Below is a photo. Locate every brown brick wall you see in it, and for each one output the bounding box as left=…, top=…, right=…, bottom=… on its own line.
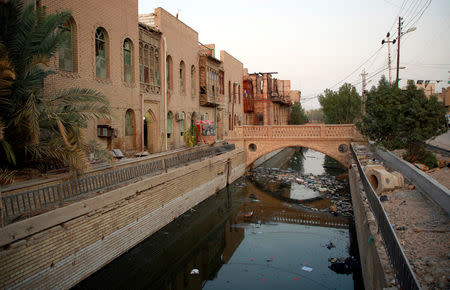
left=41, top=0, right=141, bottom=152
left=0, top=150, right=245, bottom=289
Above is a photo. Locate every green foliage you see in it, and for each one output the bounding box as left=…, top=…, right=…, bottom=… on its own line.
left=290, top=101, right=307, bottom=125
left=403, top=145, right=438, bottom=169
left=306, top=108, right=323, bottom=123
left=357, top=76, right=404, bottom=149
left=318, top=83, right=362, bottom=124
left=0, top=0, right=112, bottom=173
left=357, top=76, right=447, bottom=162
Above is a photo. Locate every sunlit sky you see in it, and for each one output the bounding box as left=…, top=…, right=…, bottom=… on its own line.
left=138, top=0, right=450, bottom=109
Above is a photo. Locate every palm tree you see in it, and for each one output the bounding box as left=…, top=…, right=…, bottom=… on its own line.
left=0, top=0, right=112, bottom=173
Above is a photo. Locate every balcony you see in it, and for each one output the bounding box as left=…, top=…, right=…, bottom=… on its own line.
left=271, top=95, right=292, bottom=106
left=200, top=86, right=221, bottom=107
left=244, top=97, right=254, bottom=112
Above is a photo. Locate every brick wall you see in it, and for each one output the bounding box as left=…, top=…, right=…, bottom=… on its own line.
left=140, top=8, right=202, bottom=150
left=0, top=150, right=245, bottom=289
left=41, top=0, right=141, bottom=152
left=220, top=51, right=244, bottom=132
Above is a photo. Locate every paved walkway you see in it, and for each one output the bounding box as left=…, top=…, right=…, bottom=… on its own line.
left=427, top=131, right=450, bottom=151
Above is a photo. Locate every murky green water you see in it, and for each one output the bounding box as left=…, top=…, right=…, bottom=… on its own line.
left=74, top=148, right=362, bottom=290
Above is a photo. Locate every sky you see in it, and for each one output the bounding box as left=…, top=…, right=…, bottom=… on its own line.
left=138, top=0, right=450, bottom=110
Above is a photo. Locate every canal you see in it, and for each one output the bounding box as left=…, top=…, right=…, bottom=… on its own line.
left=74, top=148, right=363, bottom=290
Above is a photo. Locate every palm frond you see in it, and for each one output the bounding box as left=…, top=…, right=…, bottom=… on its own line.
left=0, top=168, right=16, bottom=185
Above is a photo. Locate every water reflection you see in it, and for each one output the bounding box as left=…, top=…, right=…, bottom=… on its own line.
left=74, top=148, right=360, bottom=290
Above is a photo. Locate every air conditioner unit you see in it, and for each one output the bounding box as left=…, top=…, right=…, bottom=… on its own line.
left=175, top=112, right=185, bottom=121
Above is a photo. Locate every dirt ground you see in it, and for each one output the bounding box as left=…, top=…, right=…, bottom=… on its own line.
left=381, top=187, right=450, bottom=289
left=355, top=144, right=449, bottom=289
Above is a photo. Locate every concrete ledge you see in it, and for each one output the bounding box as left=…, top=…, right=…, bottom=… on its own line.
left=349, top=165, right=393, bottom=289
left=375, top=148, right=450, bottom=217
left=0, top=149, right=244, bottom=247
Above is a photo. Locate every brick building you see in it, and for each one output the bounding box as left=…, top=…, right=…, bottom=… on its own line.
left=198, top=44, right=224, bottom=140
left=220, top=50, right=244, bottom=132
left=437, top=87, right=450, bottom=113
left=39, top=0, right=142, bottom=153
left=243, top=69, right=255, bottom=125
left=140, top=8, right=202, bottom=150
left=32, top=1, right=301, bottom=154
left=138, top=23, right=164, bottom=153
left=244, top=72, right=295, bottom=125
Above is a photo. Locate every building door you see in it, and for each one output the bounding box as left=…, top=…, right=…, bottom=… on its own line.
left=144, top=110, right=159, bottom=153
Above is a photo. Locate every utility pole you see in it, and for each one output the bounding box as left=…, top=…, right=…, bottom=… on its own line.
left=361, top=69, right=368, bottom=114
left=381, top=32, right=396, bottom=83
left=395, top=17, right=403, bottom=87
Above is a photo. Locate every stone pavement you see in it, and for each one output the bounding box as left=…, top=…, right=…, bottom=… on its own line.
left=427, top=131, right=450, bottom=151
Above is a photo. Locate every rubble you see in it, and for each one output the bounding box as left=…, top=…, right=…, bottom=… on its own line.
left=247, top=167, right=354, bottom=217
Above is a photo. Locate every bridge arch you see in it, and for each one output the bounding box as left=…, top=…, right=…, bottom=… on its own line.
left=244, top=140, right=350, bottom=168
left=225, top=125, right=364, bottom=168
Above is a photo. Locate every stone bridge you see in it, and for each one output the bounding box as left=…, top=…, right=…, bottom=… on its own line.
left=225, top=124, right=364, bottom=167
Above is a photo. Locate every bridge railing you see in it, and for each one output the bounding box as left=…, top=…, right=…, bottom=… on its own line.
left=350, top=143, right=421, bottom=290
left=227, top=124, right=359, bottom=139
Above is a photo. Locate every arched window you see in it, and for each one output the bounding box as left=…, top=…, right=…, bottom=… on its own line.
left=59, top=19, right=75, bottom=71
left=125, top=109, right=135, bottom=136
left=180, top=112, right=185, bottom=136
left=238, top=85, right=241, bottom=104
left=123, top=39, right=132, bottom=83
left=191, top=65, right=195, bottom=97
left=180, top=61, right=185, bottom=94
left=95, top=27, right=107, bottom=78
left=167, top=111, right=173, bottom=138
left=228, top=81, right=231, bottom=103
left=166, top=55, right=172, bottom=90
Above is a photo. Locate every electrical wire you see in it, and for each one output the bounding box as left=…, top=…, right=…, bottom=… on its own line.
left=326, top=45, right=384, bottom=91
left=387, top=0, right=408, bottom=35
left=403, top=0, right=432, bottom=31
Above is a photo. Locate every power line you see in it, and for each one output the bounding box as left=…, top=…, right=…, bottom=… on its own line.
left=403, top=0, right=432, bottom=31
left=387, top=0, right=408, bottom=35
left=326, top=45, right=384, bottom=91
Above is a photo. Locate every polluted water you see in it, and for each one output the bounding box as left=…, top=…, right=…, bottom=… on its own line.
left=74, top=147, right=363, bottom=290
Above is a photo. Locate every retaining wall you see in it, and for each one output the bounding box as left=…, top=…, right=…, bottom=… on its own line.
left=349, top=163, right=395, bottom=289
left=376, top=148, right=450, bottom=217
left=0, top=149, right=245, bottom=289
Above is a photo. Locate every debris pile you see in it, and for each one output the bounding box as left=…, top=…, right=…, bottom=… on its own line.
left=248, top=167, right=353, bottom=217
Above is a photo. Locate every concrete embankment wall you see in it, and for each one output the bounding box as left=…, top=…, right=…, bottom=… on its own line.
left=349, top=163, right=394, bottom=290
left=0, top=149, right=245, bottom=289
left=253, top=147, right=298, bottom=168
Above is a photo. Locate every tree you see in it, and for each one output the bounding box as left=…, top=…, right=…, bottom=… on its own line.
left=357, top=77, right=447, bottom=167
left=0, top=0, right=112, bottom=174
left=318, top=83, right=362, bottom=124
left=306, top=108, right=323, bottom=123
left=397, top=80, right=447, bottom=165
left=357, top=76, right=404, bottom=149
left=290, top=101, right=307, bottom=125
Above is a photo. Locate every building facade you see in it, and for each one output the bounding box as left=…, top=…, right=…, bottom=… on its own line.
left=35, top=1, right=301, bottom=154
left=138, top=23, right=163, bottom=153
left=41, top=0, right=142, bottom=153
left=437, top=87, right=450, bottom=113
left=245, top=72, right=294, bottom=125
left=220, top=50, right=244, bottom=133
